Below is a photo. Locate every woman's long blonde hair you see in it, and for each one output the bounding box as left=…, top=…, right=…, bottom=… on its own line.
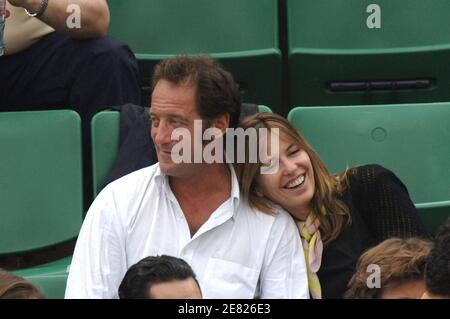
left=234, top=113, right=354, bottom=245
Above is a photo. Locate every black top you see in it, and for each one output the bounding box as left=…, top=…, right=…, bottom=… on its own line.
left=317, top=164, right=428, bottom=299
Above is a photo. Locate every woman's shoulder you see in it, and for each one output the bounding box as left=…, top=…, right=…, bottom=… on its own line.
left=354, top=163, right=392, bottom=175
left=349, top=164, right=399, bottom=186
left=346, top=164, right=411, bottom=203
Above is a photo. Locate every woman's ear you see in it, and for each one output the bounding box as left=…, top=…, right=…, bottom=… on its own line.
left=255, top=187, right=264, bottom=198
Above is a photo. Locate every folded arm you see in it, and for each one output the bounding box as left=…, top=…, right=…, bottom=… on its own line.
left=8, top=0, right=110, bottom=38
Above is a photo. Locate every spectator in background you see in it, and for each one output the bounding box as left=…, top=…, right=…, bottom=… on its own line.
left=65, top=56, right=308, bottom=299
left=344, top=238, right=432, bottom=299
left=119, top=255, right=202, bottom=299
left=422, top=218, right=450, bottom=299
left=0, top=269, right=44, bottom=299
left=235, top=113, right=428, bottom=299
left=1, top=0, right=141, bottom=206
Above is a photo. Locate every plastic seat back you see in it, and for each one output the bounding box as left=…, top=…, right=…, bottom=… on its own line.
left=0, top=110, right=83, bottom=254
left=108, top=0, right=281, bottom=110
left=288, top=0, right=450, bottom=106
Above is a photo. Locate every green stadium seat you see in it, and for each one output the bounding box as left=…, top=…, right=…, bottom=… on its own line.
left=0, top=110, right=83, bottom=298
left=287, top=103, right=450, bottom=234
left=288, top=0, right=450, bottom=106
left=258, top=105, right=273, bottom=113
left=91, top=111, right=120, bottom=197
left=108, top=0, right=281, bottom=110
left=91, top=105, right=272, bottom=197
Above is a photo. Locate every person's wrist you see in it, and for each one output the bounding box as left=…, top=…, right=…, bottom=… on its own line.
left=21, top=0, right=40, bottom=11
left=24, top=0, right=48, bottom=18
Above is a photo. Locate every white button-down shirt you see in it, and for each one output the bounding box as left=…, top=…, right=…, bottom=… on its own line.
left=65, top=164, right=309, bottom=299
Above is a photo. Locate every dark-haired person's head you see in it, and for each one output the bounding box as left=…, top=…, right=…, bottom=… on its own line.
left=118, top=255, right=202, bottom=299
left=422, top=218, right=450, bottom=299
left=0, top=269, right=44, bottom=299
left=151, top=55, right=241, bottom=129
left=150, top=56, right=241, bottom=178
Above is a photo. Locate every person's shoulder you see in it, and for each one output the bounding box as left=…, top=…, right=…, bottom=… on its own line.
left=270, top=205, right=297, bottom=224
left=350, top=164, right=398, bottom=185
left=92, top=163, right=160, bottom=210
left=238, top=200, right=297, bottom=233
left=350, top=164, right=408, bottom=195
left=86, top=164, right=161, bottom=222
left=356, top=163, right=393, bottom=175
left=103, top=163, right=160, bottom=194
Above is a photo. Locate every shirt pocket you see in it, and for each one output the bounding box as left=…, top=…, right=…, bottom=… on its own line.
left=202, top=257, right=260, bottom=299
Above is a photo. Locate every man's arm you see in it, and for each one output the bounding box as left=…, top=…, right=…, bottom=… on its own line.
left=65, top=187, right=127, bottom=299
left=259, top=210, right=310, bottom=299
left=8, top=0, right=110, bottom=38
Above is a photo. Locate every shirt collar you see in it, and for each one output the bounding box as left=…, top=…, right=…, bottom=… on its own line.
left=154, top=163, right=241, bottom=212
left=228, top=163, right=241, bottom=212
left=154, top=164, right=171, bottom=197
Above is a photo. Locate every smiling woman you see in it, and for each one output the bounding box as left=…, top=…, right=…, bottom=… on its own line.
left=235, top=113, right=428, bottom=299
left=235, top=113, right=353, bottom=245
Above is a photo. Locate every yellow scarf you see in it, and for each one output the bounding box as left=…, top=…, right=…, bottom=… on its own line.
left=296, top=212, right=323, bottom=299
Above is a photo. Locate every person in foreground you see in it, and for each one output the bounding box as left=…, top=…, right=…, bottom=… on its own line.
left=65, top=56, right=308, bottom=299
left=235, top=113, right=428, bottom=298
left=422, top=218, right=450, bottom=299
left=119, top=255, right=202, bottom=299
left=344, top=237, right=431, bottom=299
left=0, top=269, right=44, bottom=299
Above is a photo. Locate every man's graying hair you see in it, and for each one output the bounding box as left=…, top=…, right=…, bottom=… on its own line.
left=152, top=56, right=241, bottom=128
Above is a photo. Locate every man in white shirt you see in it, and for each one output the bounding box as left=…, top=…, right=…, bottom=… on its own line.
left=1, top=0, right=140, bottom=206
left=65, top=56, right=309, bottom=299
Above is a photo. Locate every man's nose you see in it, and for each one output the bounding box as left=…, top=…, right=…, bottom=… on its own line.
left=152, top=121, right=172, bottom=145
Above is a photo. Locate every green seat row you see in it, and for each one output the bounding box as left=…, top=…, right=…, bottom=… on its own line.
left=288, top=0, right=450, bottom=107
left=108, top=0, right=450, bottom=112
left=108, top=0, right=281, bottom=109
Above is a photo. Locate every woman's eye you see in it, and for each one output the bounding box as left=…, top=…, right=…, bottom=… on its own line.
left=289, top=149, right=300, bottom=156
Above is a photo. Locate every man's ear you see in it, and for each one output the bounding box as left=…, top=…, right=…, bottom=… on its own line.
left=211, top=113, right=230, bottom=135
